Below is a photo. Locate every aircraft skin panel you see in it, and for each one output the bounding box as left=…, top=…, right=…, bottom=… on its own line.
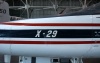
left=3, top=15, right=92, bottom=23
left=0, top=38, right=95, bottom=41
left=93, top=15, right=100, bottom=23
left=0, top=1, right=100, bottom=58
left=11, top=44, right=92, bottom=58
left=0, top=44, right=11, bottom=55
left=86, top=14, right=100, bottom=58
left=86, top=44, right=100, bottom=58
left=0, top=13, right=100, bottom=58
left=0, top=44, right=91, bottom=58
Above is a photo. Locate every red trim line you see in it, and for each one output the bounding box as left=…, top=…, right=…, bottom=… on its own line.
left=0, top=41, right=100, bottom=44
left=1, top=23, right=100, bottom=26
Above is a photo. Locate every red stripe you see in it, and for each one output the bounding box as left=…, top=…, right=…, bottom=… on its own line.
left=1, top=23, right=100, bottom=26
left=0, top=41, right=100, bottom=44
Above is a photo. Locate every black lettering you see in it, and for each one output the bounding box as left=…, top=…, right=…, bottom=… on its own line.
left=0, top=9, right=2, bottom=13
left=0, top=9, right=6, bottom=14
left=3, top=9, right=6, bottom=14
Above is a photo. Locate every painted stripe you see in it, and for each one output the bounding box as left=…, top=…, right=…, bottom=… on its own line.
left=0, top=41, right=100, bottom=44
left=0, top=29, right=100, bottom=38
left=1, top=23, right=100, bottom=26
left=0, top=26, right=100, bottom=30
left=0, top=25, right=96, bottom=29
left=0, top=38, right=94, bottom=41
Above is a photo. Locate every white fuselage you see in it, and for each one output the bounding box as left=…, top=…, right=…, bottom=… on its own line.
left=0, top=15, right=100, bottom=58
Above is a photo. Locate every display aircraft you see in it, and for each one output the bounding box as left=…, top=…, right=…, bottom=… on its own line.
left=0, top=0, right=10, bottom=22
left=0, top=2, right=100, bottom=63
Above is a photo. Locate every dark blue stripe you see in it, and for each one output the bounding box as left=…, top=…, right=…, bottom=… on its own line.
left=0, top=29, right=100, bottom=38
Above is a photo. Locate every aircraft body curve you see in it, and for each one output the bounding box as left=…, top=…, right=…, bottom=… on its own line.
left=0, top=2, right=100, bottom=58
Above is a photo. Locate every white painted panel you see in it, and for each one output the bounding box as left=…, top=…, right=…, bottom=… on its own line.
left=85, top=44, right=100, bottom=58
left=93, top=15, right=100, bottom=23
left=0, top=44, right=11, bottom=54
left=85, top=15, right=100, bottom=58
left=7, top=15, right=92, bottom=23
left=11, top=44, right=91, bottom=58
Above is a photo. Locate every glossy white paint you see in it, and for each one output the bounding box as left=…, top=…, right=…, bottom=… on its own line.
left=11, top=44, right=92, bottom=58
left=88, top=15, right=100, bottom=58
left=5, top=15, right=92, bottom=23
left=0, top=14, right=100, bottom=58
left=0, top=44, right=11, bottom=55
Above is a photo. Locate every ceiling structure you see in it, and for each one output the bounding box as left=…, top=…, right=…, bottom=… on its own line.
left=6, top=0, right=100, bottom=18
